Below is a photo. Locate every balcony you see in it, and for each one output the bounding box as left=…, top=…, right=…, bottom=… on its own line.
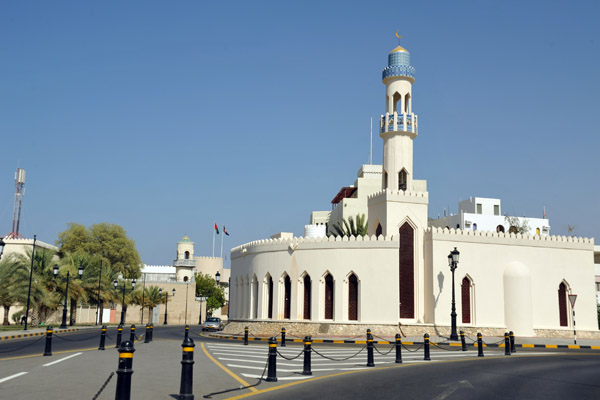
left=173, top=259, right=195, bottom=268
left=380, top=112, right=418, bottom=134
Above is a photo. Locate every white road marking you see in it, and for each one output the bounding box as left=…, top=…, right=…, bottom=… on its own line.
left=0, top=372, right=28, bottom=383
left=241, top=373, right=312, bottom=380
left=42, top=352, right=82, bottom=367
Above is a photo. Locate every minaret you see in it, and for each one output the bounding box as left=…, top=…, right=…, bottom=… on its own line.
left=380, top=35, right=418, bottom=192
left=174, top=235, right=195, bottom=282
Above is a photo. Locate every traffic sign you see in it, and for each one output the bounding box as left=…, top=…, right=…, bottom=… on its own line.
left=568, top=294, right=577, bottom=308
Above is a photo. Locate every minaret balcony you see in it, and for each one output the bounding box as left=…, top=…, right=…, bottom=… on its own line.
left=380, top=112, right=418, bottom=134
left=173, top=259, right=195, bottom=268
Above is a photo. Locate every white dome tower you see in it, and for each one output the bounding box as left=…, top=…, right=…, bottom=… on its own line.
left=380, top=36, right=418, bottom=192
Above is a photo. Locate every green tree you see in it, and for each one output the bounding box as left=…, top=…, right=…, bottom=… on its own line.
left=195, top=273, right=226, bottom=316
left=0, top=254, right=28, bottom=325
left=132, top=286, right=164, bottom=324
left=331, top=214, right=368, bottom=237
left=56, top=223, right=142, bottom=278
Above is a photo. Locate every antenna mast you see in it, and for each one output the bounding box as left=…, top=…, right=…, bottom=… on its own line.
left=6, top=168, right=26, bottom=239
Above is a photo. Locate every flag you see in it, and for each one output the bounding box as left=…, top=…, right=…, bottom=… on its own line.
left=223, top=226, right=229, bottom=236
left=543, top=206, right=547, bottom=219
left=214, top=222, right=219, bottom=234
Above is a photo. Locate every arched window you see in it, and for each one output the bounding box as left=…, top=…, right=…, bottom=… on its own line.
left=348, top=274, right=358, bottom=321
left=283, top=275, right=291, bottom=319
left=303, top=275, right=311, bottom=320
left=383, top=171, right=388, bottom=189
left=398, top=169, right=407, bottom=191
left=252, top=276, right=259, bottom=319
left=399, top=222, right=414, bottom=319
left=509, top=226, right=518, bottom=234
left=267, top=275, right=274, bottom=319
left=558, top=282, right=568, bottom=327
left=393, top=92, right=401, bottom=113
left=536, top=227, right=540, bottom=235
left=496, top=225, right=505, bottom=233
left=472, top=223, right=478, bottom=231
left=461, top=277, right=472, bottom=324
left=184, top=251, right=190, bottom=259
left=405, top=92, right=411, bottom=113
left=325, top=274, right=334, bottom=320
left=375, top=223, right=383, bottom=237
left=183, top=276, right=189, bottom=282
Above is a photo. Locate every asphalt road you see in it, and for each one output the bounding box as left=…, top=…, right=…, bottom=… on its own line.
left=1, top=327, right=599, bottom=399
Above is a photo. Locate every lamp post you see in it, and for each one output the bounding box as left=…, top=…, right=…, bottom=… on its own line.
left=161, top=288, right=175, bottom=325
left=96, top=258, right=103, bottom=326
left=198, top=296, right=207, bottom=325
left=448, top=247, right=460, bottom=341
left=24, top=235, right=37, bottom=331
left=113, top=277, right=136, bottom=326
left=54, top=264, right=84, bottom=329
left=184, top=282, right=189, bottom=325
left=140, top=273, right=146, bottom=324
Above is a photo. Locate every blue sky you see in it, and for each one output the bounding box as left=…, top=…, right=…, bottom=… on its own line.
left=1, top=1, right=598, bottom=266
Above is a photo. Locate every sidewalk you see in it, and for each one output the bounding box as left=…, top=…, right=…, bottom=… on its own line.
left=0, top=325, right=94, bottom=340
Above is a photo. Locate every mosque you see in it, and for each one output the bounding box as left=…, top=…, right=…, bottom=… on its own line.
left=228, top=39, right=599, bottom=338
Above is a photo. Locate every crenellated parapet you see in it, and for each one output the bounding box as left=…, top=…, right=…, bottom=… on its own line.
left=427, top=226, right=594, bottom=249
left=231, top=234, right=399, bottom=259
left=368, top=189, right=429, bottom=206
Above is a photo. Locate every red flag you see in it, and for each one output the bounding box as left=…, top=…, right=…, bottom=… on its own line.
left=214, top=223, right=219, bottom=234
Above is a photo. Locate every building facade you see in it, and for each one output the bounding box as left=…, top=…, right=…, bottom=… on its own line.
left=229, top=40, right=599, bottom=338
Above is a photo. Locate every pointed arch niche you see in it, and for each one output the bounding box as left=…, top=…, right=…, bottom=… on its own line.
left=558, top=281, right=569, bottom=327
left=301, top=273, right=312, bottom=320
left=282, top=273, right=291, bottom=319
left=399, top=221, right=415, bottom=319
left=265, top=274, right=274, bottom=319
left=348, top=273, right=359, bottom=321
left=251, top=275, right=258, bottom=319
left=324, top=273, right=334, bottom=320
left=461, top=276, right=473, bottom=324
left=398, top=169, right=408, bottom=191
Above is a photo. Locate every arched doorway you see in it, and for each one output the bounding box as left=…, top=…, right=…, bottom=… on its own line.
left=267, top=275, right=274, bottom=319
left=283, top=275, right=291, bottom=319
left=348, top=274, right=358, bottom=321
left=558, top=282, right=568, bottom=327
left=461, top=277, right=472, bottom=324
left=303, top=275, right=311, bottom=320
left=399, top=222, right=414, bottom=319
left=325, top=274, right=334, bottom=320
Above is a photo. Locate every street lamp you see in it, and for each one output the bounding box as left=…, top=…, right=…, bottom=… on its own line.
left=215, top=271, right=221, bottom=285
left=113, top=277, right=136, bottom=325
left=198, top=296, right=207, bottom=325
left=54, top=264, right=84, bottom=329
left=185, top=282, right=189, bottom=325
left=448, top=247, right=460, bottom=341
left=160, top=288, right=176, bottom=325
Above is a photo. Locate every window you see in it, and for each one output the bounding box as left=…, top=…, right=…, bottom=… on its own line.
left=376, top=223, right=382, bottom=237
left=348, top=274, right=358, bottom=321
left=472, top=223, right=477, bottom=231
left=398, top=169, right=407, bottom=191
left=494, top=205, right=500, bottom=216
left=496, top=225, right=505, bottom=233
left=184, top=251, right=190, bottom=259
left=283, top=275, right=291, bottom=319
left=558, top=282, right=568, bottom=327
left=461, top=277, right=472, bottom=324
left=325, top=274, right=334, bottom=319
left=476, top=203, right=482, bottom=214
left=303, top=275, right=311, bottom=320
left=384, top=171, right=388, bottom=189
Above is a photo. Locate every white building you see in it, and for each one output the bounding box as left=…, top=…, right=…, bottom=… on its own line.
left=429, top=197, right=550, bottom=236
left=229, top=40, right=599, bottom=338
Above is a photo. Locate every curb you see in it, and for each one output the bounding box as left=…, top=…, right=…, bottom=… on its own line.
left=207, top=333, right=600, bottom=350
left=0, top=328, right=79, bottom=341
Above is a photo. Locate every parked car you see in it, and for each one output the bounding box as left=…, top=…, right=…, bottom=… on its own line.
left=202, top=317, right=225, bottom=331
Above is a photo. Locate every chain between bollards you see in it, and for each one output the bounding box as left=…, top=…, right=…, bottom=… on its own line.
left=423, top=333, right=431, bottom=361
left=509, top=331, right=516, bottom=353
left=395, top=333, right=402, bottom=363
left=98, top=325, right=107, bottom=350
left=115, top=341, right=135, bottom=400
left=43, top=326, right=53, bottom=356
left=129, top=325, right=136, bottom=342
left=302, top=336, right=312, bottom=375
left=115, top=324, right=123, bottom=348
left=460, top=330, right=467, bottom=351
left=178, top=335, right=195, bottom=399
left=281, top=327, right=286, bottom=347
left=477, top=333, right=484, bottom=357
left=504, top=332, right=511, bottom=356
left=244, top=326, right=249, bottom=345
left=266, top=337, right=277, bottom=382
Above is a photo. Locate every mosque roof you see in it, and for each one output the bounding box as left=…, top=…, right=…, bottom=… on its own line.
left=179, top=235, right=192, bottom=243
left=390, top=45, right=408, bottom=53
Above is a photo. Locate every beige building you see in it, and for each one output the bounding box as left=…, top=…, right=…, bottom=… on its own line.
left=229, top=40, right=599, bottom=338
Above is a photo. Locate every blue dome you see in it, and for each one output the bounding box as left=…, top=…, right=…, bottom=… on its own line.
left=382, top=45, right=415, bottom=81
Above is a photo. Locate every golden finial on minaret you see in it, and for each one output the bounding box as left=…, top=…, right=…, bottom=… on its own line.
left=391, top=32, right=408, bottom=53
left=395, top=31, right=403, bottom=43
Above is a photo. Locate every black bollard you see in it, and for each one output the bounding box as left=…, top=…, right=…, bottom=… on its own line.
left=266, top=337, right=277, bottom=382
left=185, top=324, right=189, bottom=340
left=504, top=332, right=511, bottom=356
left=130, top=325, right=136, bottom=342
left=116, top=324, right=123, bottom=348
left=244, top=326, right=249, bottom=346
left=460, top=330, right=467, bottom=351
left=149, top=323, right=153, bottom=342
left=115, top=341, right=135, bottom=400
left=144, top=324, right=150, bottom=344
left=178, top=336, right=195, bottom=399
left=367, top=331, right=375, bottom=367
left=99, top=325, right=107, bottom=350
left=477, top=333, right=484, bottom=357
left=43, top=326, right=53, bottom=356
left=509, top=331, right=516, bottom=353
left=423, top=333, right=431, bottom=361
left=302, top=336, right=312, bottom=376
left=395, top=333, right=402, bottom=364
left=281, top=327, right=286, bottom=347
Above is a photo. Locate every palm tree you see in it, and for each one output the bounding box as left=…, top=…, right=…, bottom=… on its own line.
left=133, top=286, right=164, bottom=324
left=331, top=214, right=368, bottom=237
left=0, top=254, right=28, bottom=325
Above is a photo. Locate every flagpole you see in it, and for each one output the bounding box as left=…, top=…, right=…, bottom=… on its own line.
left=212, top=225, right=215, bottom=257
left=220, top=230, right=224, bottom=258
left=369, top=117, right=373, bottom=165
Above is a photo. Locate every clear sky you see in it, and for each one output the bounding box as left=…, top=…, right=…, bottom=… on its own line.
left=1, top=1, right=598, bottom=267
